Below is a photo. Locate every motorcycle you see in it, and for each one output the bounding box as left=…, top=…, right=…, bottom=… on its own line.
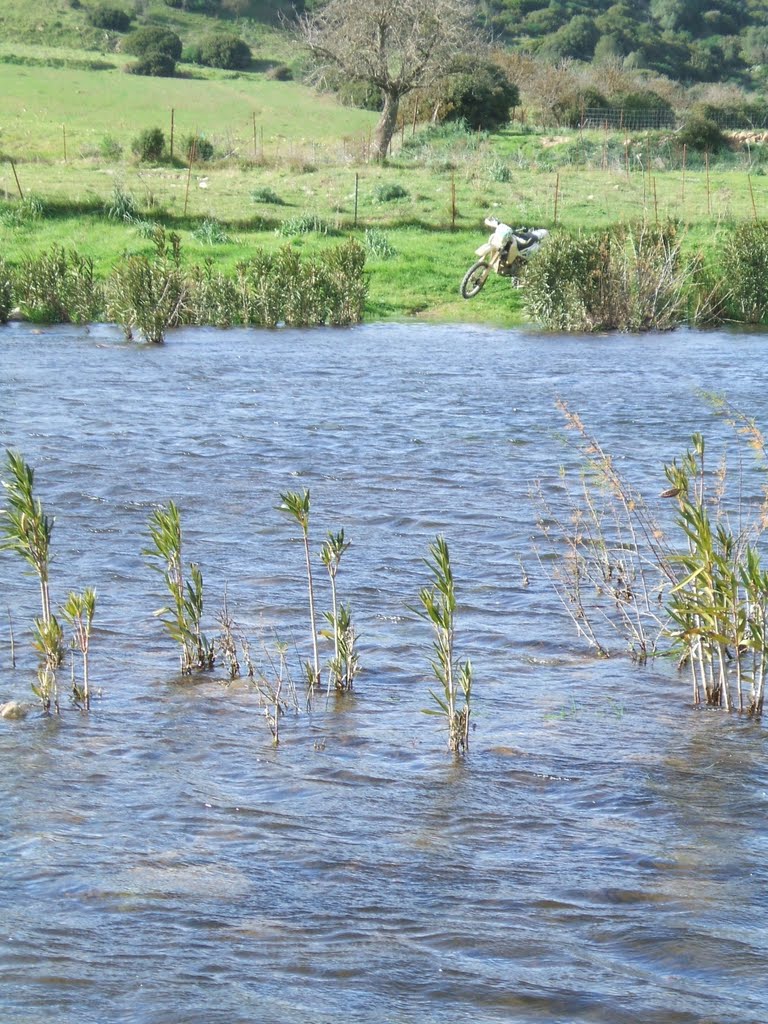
left=460, top=217, right=549, bottom=299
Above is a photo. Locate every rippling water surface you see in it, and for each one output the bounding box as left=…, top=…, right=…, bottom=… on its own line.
left=1, top=321, right=768, bottom=1024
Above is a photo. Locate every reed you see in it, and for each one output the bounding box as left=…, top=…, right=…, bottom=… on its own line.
left=61, top=587, right=96, bottom=709
left=277, top=489, right=320, bottom=688
left=719, top=220, right=768, bottom=323
left=320, top=529, right=360, bottom=692
left=14, top=246, right=103, bottom=325
left=106, top=228, right=186, bottom=343
left=417, top=535, right=473, bottom=754
left=0, top=450, right=63, bottom=712
left=0, top=256, right=12, bottom=323
left=523, top=223, right=704, bottom=332
left=663, top=434, right=767, bottom=714
left=143, top=501, right=214, bottom=674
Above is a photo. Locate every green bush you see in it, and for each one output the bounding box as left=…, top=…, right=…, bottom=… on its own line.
left=278, top=214, right=335, bottom=236
left=99, top=134, right=123, bottom=160
left=720, top=221, right=768, bottom=323
left=192, top=34, right=251, bottom=70
left=131, top=127, right=165, bottom=162
left=106, top=229, right=185, bottom=343
left=677, top=116, right=727, bottom=152
left=129, top=52, right=176, bottom=77
left=266, top=64, right=293, bottom=81
left=251, top=186, right=286, bottom=205
left=373, top=182, right=409, bottom=202
left=364, top=229, right=397, bottom=260
left=439, top=58, right=519, bottom=132
left=553, top=87, right=609, bottom=128
left=15, top=247, right=103, bottom=325
left=184, top=134, right=214, bottom=162
left=192, top=218, right=231, bottom=245
left=87, top=4, right=131, bottom=30
left=123, top=27, right=182, bottom=60
left=523, top=224, right=697, bottom=332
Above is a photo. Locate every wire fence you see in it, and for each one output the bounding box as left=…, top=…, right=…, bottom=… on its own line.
left=575, top=108, right=768, bottom=132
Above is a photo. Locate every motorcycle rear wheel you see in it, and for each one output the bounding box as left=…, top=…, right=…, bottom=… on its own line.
left=460, top=260, right=492, bottom=299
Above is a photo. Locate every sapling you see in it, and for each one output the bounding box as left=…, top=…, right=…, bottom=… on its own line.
left=320, top=529, right=360, bottom=692
left=277, top=489, right=320, bottom=687
left=417, top=535, right=473, bottom=754
left=144, top=501, right=214, bottom=674
left=61, top=588, right=97, bottom=709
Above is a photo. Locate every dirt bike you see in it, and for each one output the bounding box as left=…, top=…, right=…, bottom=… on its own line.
left=460, top=217, right=549, bottom=299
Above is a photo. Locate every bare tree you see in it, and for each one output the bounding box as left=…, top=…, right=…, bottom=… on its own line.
left=299, top=0, right=480, bottom=161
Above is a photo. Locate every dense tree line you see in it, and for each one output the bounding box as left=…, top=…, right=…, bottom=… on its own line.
left=476, top=0, right=768, bottom=85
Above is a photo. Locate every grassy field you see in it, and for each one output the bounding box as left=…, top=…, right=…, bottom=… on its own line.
left=2, top=26, right=768, bottom=324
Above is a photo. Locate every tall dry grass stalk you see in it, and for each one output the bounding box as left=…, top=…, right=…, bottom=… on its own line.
left=534, top=401, right=673, bottom=662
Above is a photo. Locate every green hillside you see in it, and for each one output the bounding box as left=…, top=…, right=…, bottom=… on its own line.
left=480, top=0, right=768, bottom=87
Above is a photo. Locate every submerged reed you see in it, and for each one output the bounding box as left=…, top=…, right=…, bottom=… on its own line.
left=417, top=535, right=473, bottom=753
left=61, top=587, right=97, bottom=710
left=320, top=529, right=360, bottom=692
left=277, top=489, right=320, bottom=688
left=540, top=400, right=768, bottom=716
left=0, top=451, right=63, bottom=712
left=144, top=501, right=214, bottom=674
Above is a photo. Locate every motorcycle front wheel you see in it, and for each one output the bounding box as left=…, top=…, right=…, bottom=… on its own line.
left=460, top=260, right=492, bottom=299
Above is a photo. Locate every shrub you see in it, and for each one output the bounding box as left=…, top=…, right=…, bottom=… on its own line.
left=106, top=229, right=186, bottom=343
left=677, top=116, right=727, bottom=153
left=488, top=160, right=512, bottom=182
left=192, top=218, right=231, bottom=245
left=553, top=87, right=609, bottom=128
left=251, top=186, right=286, bottom=205
left=364, top=229, right=397, bottom=260
left=523, top=223, right=698, bottom=332
left=720, top=221, right=768, bottom=323
left=184, top=134, right=214, bottom=162
left=373, top=182, right=409, bottom=202
left=266, top=64, right=292, bottom=81
left=123, top=27, right=182, bottom=61
left=87, top=4, right=131, bottom=30
left=105, top=183, right=137, bottom=220
left=131, top=127, right=165, bottom=162
left=129, top=52, right=177, bottom=77
left=99, top=134, right=123, bottom=160
left=193, top=34, right=251, bottom=70
left=277, top=214, right=335, bottom=236
left=439, top=58, right=519, bottom=132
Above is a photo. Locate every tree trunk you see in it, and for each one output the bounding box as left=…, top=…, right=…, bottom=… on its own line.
left=372, top=91, right=400, bottom=161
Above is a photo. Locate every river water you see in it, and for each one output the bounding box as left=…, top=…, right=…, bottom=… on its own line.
left=1, top=321, right=767, bottom=1024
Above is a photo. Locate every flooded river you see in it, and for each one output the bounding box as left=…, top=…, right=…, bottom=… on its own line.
left=1, top=321, right=767, bottom=1024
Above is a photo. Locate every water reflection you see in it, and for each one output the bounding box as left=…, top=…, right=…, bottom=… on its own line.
left=1, top=322, right=767, bottom=1023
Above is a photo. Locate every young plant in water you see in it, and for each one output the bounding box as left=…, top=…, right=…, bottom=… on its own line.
left=277, top=489, right=320, bottom=688
left=417, top=535, right=473, bottom=754
left=320, top=529, right=360, bottom=692
left=61, top=588, right=97, bottom=709
left=0, top=450, right=63, bottom=712
left=144, top=501, right=214, bottom=674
